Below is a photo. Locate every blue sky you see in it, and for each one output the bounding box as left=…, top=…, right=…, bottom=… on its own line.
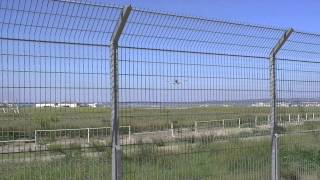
left=1, top=0, right=320, bottom=104
left=100, top=0, right=320, bottom=33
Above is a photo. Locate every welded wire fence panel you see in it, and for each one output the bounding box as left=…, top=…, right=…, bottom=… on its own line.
left=277, top=32, right=320, bottom=132
left=3, top=0, right=320, bottom=180
left=0, top=0, right=120, bottom=179
left=276, top=32, right=320, bottom=180
left=118, top=8, right=285, bottom=179
left=279, top=131, right=320, bottom=180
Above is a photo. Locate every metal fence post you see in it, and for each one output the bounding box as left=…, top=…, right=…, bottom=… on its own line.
left=34, top=130, right=37, bottom=145
left=129, top=126, right=131, bottom=141
left=171, top=123, right=174, bottom=137
left=87, top=128, right=90, bottom=144
left=195, top=121, right=198, bottom=134
left=255, top=116, right=257, bottom=127
left=110, top=5, right=132, bottom=180
left=269, top=28, right=293, bottom=180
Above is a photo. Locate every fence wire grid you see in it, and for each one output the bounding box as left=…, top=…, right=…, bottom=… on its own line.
left=1, top=0, right=320, bottom=180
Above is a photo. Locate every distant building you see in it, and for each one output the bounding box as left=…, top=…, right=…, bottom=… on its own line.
left=251, top=102, right=270, bottom=107
left=56, top=102, right=78, bottom=108
left=88, top=103, right=98, bottom=108
left=6, top=103, right=14, bottom=108
left=36, top=103, right=57, bottom=108
left=78, top=103, right=89, bottom=107
left=199, top=104, right=209, bottom=108
left=36, top=102, right=78, bottom=108
left=278, top=102, right=290, bottom=107
left=303, top=102, right=320, bottom=107
left=1, top=103, right=7, bottom=113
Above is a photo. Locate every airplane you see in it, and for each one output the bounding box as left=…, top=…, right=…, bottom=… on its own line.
left=168, top=79, right=188, bottom=85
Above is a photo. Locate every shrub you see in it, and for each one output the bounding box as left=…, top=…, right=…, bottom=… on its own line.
left=47, top=144, right=64, bottom=154
left=155, top=138, right=165, bottom=147
left=32, top=112, right=59, bottom=129
left=281, top=169, right=300, bottom=180
left=65, top=143, right=82, bottom=161
left=91, top=142, right=107, bottom=152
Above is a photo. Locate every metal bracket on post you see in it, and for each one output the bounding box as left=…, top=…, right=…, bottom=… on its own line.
left=110, top=5, right=132, bottom=180
left=269, top=28, right=293, bottom=180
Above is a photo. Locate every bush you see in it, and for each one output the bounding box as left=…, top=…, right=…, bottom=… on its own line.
left=65, top=143, right=82, bottom=161
left=281, top=169, right=300, bottom=180
left=91, top=142, right=107, bottom=152
left=47, top=144, right=64, bottom=154
left=69, top=143, right=81, bottom=151
left=32, top=112, right=59, bottom=129
left=185, top=135, right=196, bottom=144
left=153, top=138, right=165, bottom=147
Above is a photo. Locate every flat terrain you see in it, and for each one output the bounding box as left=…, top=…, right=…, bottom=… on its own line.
left=0, top=106, right=318, bottom=135
left=1, top=106, right=320, bottom=179
left=1, top=131, right=320, bottom=180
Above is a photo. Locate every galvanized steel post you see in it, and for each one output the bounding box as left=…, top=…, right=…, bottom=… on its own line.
left=110, top=5, right=132, bottom=180
left=269, top=28, right=293, bottom=180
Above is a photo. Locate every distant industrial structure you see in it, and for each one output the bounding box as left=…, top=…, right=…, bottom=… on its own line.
left=34, top=102, right=104, bottom=108
left=2, top=101, right=320, bottom=109
left=251, top=102, right=270, bottom=107
left=0, top=103, right=20, bottom=114
left=35, top=103, right=57, bottom=108
left=251, top=101, right=320, bottom=107
left=35, top=102, right=79, bottom=108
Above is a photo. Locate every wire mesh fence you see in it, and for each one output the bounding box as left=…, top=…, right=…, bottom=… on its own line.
left=0, top=0, right=117, bottom=179
left=1, top=0, right=320, bottom=179
left=279, top=130, right=320, bottom=179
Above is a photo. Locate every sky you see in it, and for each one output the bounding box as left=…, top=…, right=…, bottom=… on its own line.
left=99, top=0, right=320, bottom=33
left=1, top=0, right=320, bottom=104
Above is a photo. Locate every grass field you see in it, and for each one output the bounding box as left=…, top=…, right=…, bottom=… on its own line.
left=1, top=131, right=320, bottom=180
left=1, top=106, right=319, bottom=136
left=1, top=106, right=320, bottom=179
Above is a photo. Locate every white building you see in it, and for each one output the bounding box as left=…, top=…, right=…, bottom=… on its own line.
left=57, top=102, right=78, bottom=108
left=278, top=102, right=290, bottom=107
left=304, top=102, right=320, bottom=107
left=88, top=103, right=98, bottom=108
left=251, top=102, right=270, bottom=107
left=36, top=102, right=78, bottom=108
left=35, top=103, right=57, bottom=108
